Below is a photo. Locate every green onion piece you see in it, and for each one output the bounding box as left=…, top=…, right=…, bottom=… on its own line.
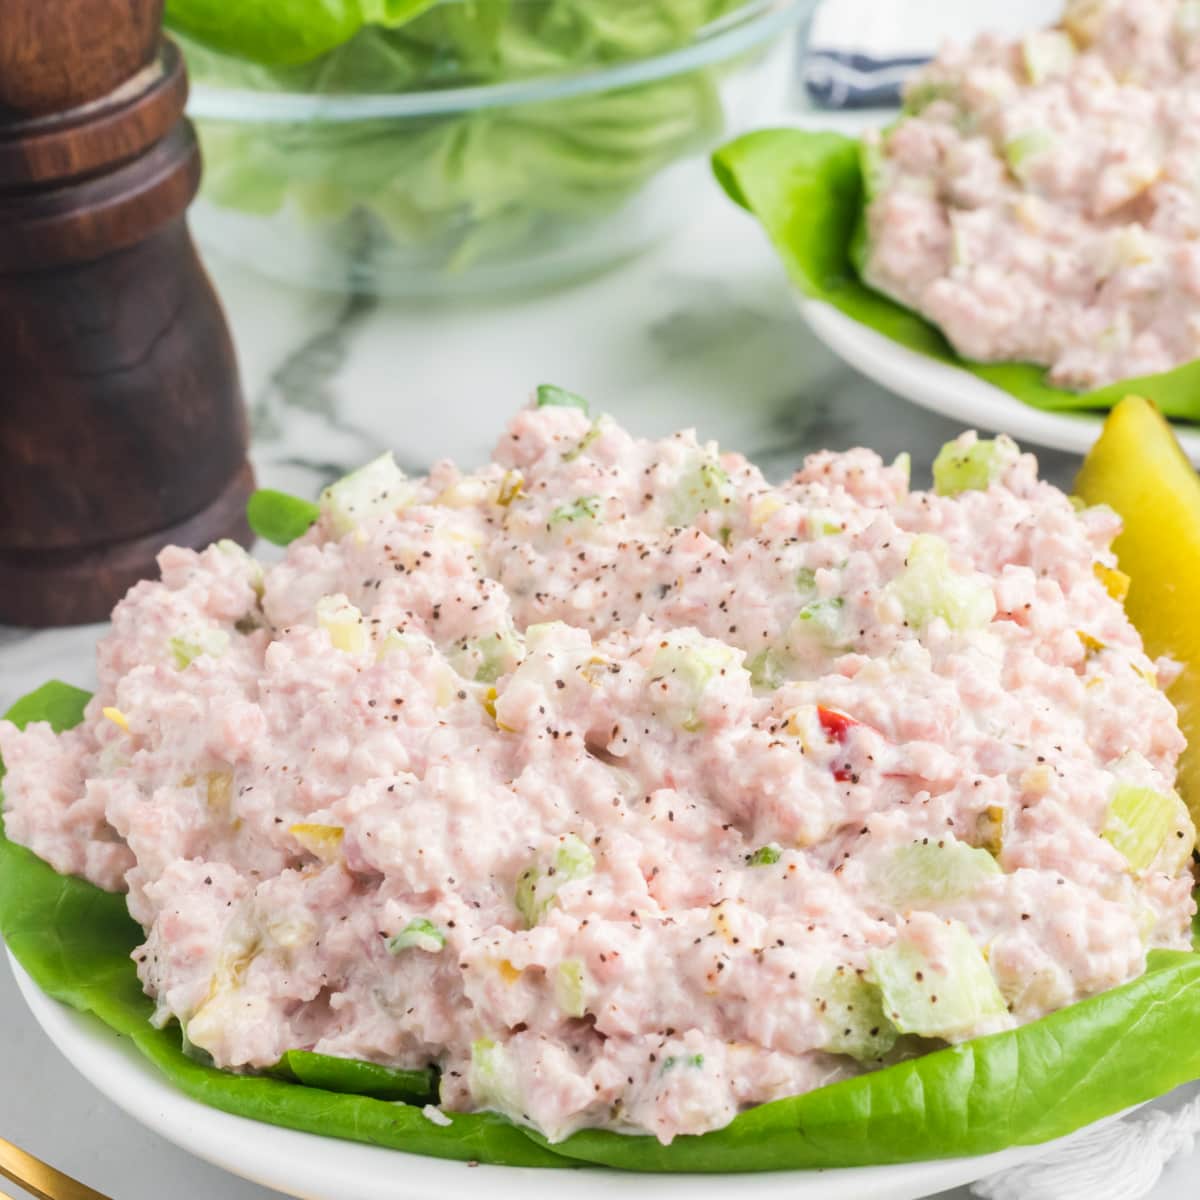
left=246, top=489, right=320, bottom=546
left=387, top=917, right=446, bottom=954
left=747, top=844, right=782, bottom=866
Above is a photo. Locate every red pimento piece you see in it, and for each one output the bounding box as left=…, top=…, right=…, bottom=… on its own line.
left=817, top=706, right=858, bottom=782
left=817, top=706, right=857, bottom=743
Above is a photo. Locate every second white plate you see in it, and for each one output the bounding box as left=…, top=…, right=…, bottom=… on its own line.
left=799, top=297, right=1200, bottom=465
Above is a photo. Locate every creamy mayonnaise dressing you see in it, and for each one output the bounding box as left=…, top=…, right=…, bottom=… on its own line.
left=1, top=402, right=1193, bottom=1143
left=862, top=0, right=1200, bottom=391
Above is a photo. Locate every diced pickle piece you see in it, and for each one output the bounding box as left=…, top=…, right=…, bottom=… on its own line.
left=746, top=647, right=787, bottom=690
left=887, top=534, right=996, bottom=631
left=669, top=453, right=734, bottom=527
left=316, top=594, right=367, bottom=655
left=814, top=964, right=898, bottom=1061
left=470, top=1038, right=522, bottom=1113
left=320, top=452, right=411, bottom=536
left=1074, top=396, right=1200, bottom=826
left=290, top=823, right=344, bottom=863
left=1004, top=131, right=1054, bottom=180
left=1103, top=784, right=1195, bottom=873
left=870, top=919, right=1007, bottom=1039
left=932, top=434, right=1020, bottom=496
left=871, top=836, right=1001, bottom=908
left=649, top=631, right=743, bottom=731
left=789, top=597, right=846, bottom=649
left=1094, top=561, right=1130, bottom=601
left=1022, top=29, right=1076, bottom=82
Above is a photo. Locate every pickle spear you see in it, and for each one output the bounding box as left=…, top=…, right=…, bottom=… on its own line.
left=1075, top=395, right=1200, bottom=824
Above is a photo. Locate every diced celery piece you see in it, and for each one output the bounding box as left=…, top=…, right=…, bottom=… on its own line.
left=796, top=567, right=817, bottom=592
left=554, top=960, right=588, bottom=1018
left=1022, top=30, right=1076, bottom=82
left=515, top=834, right=595, bottom=927
left=387, top=918, right=445, bottom=955
left=746, top=647, right=787, bottom=691
left=549, top=495, right=601, bottom=525
left=814, top=964, right=898, bottom=1061
left=316, top=593, right=367, bottom=654
left=1004, top=130, right=1054, bottom=180
left=888, top=534, right=995, bottom=631
left=933, top=434, right=1020, bottom=496
left=870, top=920, right=1007, bottom=1039
left=320, top=452, right=411, bottom=537
left=649, top=632, right=742, bottom=731
left=469, top=1038, right=522, bottom=1114
left=1104, top=784, right=1195, bottom=873
left=746, top=844, right=782, bottom=867
left=871, top=836, right=1001, bottom=908
left=536, top=384, right=588, bottom=413
left=669, top=453, right=734, bottom=527
left=169, top=628, right=231, bottom=670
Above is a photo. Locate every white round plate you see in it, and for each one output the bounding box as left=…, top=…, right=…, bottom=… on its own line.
left=799, top=297, right=1200, bottom=465
left=13, top=953, right=1087, bottom=1200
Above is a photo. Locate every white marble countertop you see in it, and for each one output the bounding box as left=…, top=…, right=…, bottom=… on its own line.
left=1, top=103, right=1198, bottom=1200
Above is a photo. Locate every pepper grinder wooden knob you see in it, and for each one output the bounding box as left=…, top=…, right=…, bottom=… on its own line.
left=0, top=0, right=255, bottom=627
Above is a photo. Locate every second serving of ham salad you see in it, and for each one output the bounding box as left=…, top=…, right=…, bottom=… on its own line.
left=860, top=0, right=1200, bottom=391
left=1, top=392, right=1195, bottom=1145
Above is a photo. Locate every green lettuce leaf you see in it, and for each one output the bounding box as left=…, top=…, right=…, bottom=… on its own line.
left=3, top=680, right=1200, bottom=1171
left=246, top=489, right=321, bottom=546
left=164, top=0, right=440, bottom=67
left=273, top=1049, right=437, bottom=1102
left=712, top=128, right=1200, bottom=419
left=174, top=0, right=747, bottom=274
left=169, top=0, right=744, bottom=78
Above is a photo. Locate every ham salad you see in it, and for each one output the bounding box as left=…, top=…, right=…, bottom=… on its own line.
left=1, top=394, right=1195, bottom=1144
left=861, top=0, right=1200, bottom=391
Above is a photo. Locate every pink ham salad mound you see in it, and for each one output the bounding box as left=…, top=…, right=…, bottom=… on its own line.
left=862, top=0, right=1200, bottom=391
left=1, top=401, right=1195, bottom=1145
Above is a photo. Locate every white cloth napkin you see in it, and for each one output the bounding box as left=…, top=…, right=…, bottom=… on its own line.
left=972, top=1085, right=1200, bottom=1200
left=803, top=0, right=1063, bottom=108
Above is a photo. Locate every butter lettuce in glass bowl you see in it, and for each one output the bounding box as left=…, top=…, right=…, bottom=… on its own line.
left=171, top=0, right=813, bottom=295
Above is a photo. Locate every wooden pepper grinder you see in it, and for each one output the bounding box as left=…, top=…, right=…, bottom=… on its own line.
left=0, top=0, right=255, bottom=627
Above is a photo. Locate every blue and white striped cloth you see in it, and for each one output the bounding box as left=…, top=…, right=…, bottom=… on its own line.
left=802, top=0, right=1063, bottom=109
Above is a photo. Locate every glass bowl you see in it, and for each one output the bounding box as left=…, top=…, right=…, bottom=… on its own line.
left=181, top=0, right=814, bottom=296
